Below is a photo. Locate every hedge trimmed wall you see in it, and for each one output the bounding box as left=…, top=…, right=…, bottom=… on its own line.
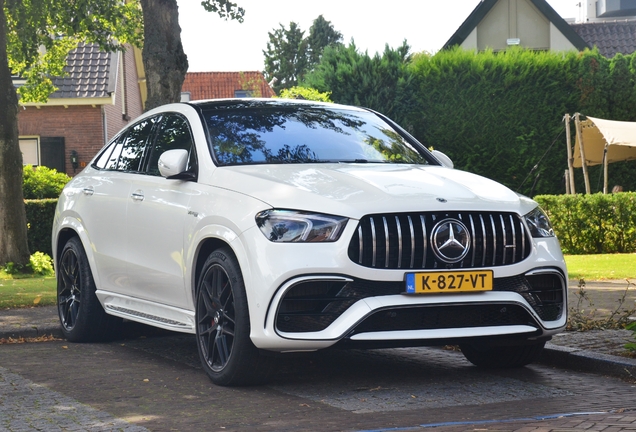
left=535, top=192, right=636, bottom=254
left=409, top=48, right=636, bottom=196
left=306, top=45, right=636, bottom=196
left=25, top=199, right=57, bottom=256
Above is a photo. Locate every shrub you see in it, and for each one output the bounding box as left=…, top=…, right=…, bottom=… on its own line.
left=29, top=252, right=54, bottom=276
left=535, top=192, right=636, bottom=254
left=25, top=199, right=58, bottom=256
left=23, top=165, right=70, bottom=199
left=279, top=86, right=332, bottom=102
left=2, top=252, right=54, bottom=276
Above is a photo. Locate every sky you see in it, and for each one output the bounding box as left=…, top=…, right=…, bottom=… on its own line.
left=175, top=0, right=585, bottom=73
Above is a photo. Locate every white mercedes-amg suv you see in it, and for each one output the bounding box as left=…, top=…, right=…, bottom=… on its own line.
left=52, top=99, right=567, bottom=386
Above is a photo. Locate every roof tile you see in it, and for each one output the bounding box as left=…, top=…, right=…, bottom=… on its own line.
left=181, top=71, right=276, bottom=100
left=571, top=20, right=636, bottom=57
left=49, top=43, right=112, bottom=99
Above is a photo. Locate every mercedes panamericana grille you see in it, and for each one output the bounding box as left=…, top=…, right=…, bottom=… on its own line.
left=53, top=100, right=567, bottom=385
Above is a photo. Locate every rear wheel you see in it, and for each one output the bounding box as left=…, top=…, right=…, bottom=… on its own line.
left=460, top=341, right=546, bottom=368
left=57, top=237, right=120, bottom=342
left=195, top=247, right=273, bottom=386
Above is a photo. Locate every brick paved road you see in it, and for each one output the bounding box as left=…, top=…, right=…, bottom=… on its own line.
left=2, top=333, right=636, bottom=431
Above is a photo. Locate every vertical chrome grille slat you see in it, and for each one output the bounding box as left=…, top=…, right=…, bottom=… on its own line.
left=357, top=225, right=363, bottom=264
left=350, top=212, right=530, bottom=269
left=480, top=215, right=487, bottom=267
left=408, top=216, right=415, bottom=269
left=509, top=215, right=517, bottom=260
left=395, top=216, right=403, bottom=269
left=489, top=215, right=497, bottom=266
left=520, top=219, right=526, bottom=258
left=469, top=214, right=476, bottom=267
left=370, top=217, right=377, bottom=268
left=383, top=217, right=389, bottom=268
left=500, top=214, right=507, bottom=265
left=420, top=215, right=427, bottom=268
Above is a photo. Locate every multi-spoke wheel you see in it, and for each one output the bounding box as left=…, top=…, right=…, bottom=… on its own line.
left=460, top=341, right=546, bottom=368
left=196, top=247, right=273, bottom=386
left=57, top=237, right=119, bottom=342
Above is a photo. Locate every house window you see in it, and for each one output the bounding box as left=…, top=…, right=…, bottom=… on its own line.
left=19, top=137, right=40, bottom=166
left=234, top=90, right=253, bottom=98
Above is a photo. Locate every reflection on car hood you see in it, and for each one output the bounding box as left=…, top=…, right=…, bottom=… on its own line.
left=211, top=164, right=535, bottom=219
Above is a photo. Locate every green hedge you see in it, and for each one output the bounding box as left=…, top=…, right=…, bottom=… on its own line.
left=305, top=45, right=636, bottom=196
left=535, top=192, right=636, bottom=254
left=25, top=199, right=57, bottom=256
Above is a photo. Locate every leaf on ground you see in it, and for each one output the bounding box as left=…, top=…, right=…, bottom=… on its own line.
left=0, top=334, right=61, bottom=344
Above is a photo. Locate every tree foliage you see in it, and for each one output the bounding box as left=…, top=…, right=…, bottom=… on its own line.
left=263, top=22, right=308, bottom=93
left=201, top=0, right=245, bottom=22
left=303, top=40, right=416, bottom=128
left=263, top=15, right=342, bottom=94
left=306, top=15, right=342, bottom=68
left=6, top=0, right=142, bottom=103
left=278, top=86, right=332, bottom=102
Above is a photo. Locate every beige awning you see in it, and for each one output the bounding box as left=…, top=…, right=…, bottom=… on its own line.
left=573, top=116, right=636, bottom=168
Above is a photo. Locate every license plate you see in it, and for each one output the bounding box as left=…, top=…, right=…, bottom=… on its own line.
left=405, top=270, right=493, bottom=294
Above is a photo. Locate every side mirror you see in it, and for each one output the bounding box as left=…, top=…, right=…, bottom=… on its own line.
left=158, top=149, right=189, bottom=178
left=432, top=150, right=454, bottom=169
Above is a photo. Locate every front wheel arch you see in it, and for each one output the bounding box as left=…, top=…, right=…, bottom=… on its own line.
left=193, top=238, right=233, bottom=300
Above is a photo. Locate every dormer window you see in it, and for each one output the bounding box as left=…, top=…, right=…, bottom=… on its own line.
left=234, top=90, right=253, bottom=98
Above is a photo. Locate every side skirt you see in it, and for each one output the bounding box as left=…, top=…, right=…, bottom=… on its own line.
left=95, top=291, right=196, bottom=334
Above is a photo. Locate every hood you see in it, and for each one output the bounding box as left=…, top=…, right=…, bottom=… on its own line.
left=210, top=163, right=537, bottom=219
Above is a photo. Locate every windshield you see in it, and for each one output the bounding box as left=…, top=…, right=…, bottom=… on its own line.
left=201, top=104, right=430, bottom=166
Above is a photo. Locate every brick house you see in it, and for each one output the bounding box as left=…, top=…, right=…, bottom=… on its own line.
left=181, top=71, right=275, bottom=101
left=17, top=51, right=273, bottom=176
left=17, top=43, right=146, bottom=176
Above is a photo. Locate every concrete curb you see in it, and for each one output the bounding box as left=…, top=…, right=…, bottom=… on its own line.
left=0, top=323, right=64, bottom=340
left=540, top=343, right=636, bottom=380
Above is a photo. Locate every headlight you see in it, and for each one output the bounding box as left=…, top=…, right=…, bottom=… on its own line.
left=255, top=210, right=348, bottom=242
left=524, top=207, right=555, bottom=238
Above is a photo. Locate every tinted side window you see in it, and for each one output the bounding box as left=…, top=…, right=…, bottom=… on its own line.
left=117, top=119, right=156, bottom=172
left=146, top=114, right=197, bottom=176
left=101, top=134, right=125, bottom=170
left=93, top=117, right=159, bottom=171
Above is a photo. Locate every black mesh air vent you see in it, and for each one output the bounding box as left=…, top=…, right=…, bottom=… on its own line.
left=351, top=304, right=537, bottom=335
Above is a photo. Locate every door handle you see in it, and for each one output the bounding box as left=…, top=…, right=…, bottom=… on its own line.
left=82, top=187, right=94, bottom=196
left=131, top=190, right=144, bottom=201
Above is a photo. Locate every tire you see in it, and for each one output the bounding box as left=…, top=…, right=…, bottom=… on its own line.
left=57, top=237, right=120, bottom=342
left=195, top=247, right=273, bottom=386
left=460, top=341, right=546, bottom=368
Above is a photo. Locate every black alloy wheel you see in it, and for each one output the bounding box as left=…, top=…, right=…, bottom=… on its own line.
left=56, top=237, right=120, bottom=342
left=195, top=247, right=273, bottom=386
left=58, top=243, right=82, bottom=332
left=197, top=263, right=236, bottom=372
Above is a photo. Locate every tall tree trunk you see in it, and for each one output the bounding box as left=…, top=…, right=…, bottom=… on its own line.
left=140, top=0, right=188, bottom=111
left=0, top=0, right=30, bottom=266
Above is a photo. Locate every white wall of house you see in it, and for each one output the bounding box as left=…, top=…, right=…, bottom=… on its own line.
left=549, top=23, right=578, bottom=51
left=459, top=0, right=578, bottom=52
